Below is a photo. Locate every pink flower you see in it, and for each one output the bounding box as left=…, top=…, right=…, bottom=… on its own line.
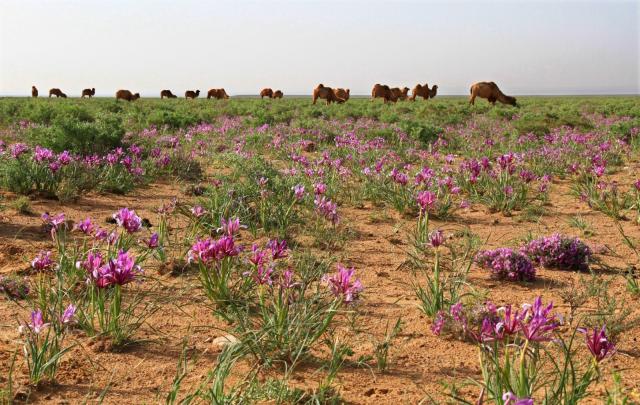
left=322, top=264, right=363, bottom=303
left=428, top=230, right=445, bottom=248
left=144, top=233, right=159, bottom=249
left=61, top=304, right=76, bottom=324
left=75, top=217, right=94, bottom=235
left=267, top=239, right=288, bottom=260
left=502, top=392, right=533, bottom=405
left=578, top=325, right=615, bottom=363
left=31, top=251, right=54, bottom=271
left=292, top=184, right=305, bottom=200
left=416, top=190, right=436, bottom=212
left=218, top=217, right=243, bottom=236
left=113, top=208, right=142, bottom=233
left=191, top=205, right=206, bottom=218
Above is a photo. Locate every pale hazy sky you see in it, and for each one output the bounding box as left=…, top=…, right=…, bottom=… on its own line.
left=1, top=0, right=638, bottom=96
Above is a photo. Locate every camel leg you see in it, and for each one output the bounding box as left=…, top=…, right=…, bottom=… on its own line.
left=469, top=94, right=476, bottom=105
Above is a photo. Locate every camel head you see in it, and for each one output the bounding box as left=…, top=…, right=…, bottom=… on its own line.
left=195, top=90, right=200, bottom=96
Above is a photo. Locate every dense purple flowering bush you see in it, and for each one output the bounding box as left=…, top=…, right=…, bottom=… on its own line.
left=521, top=233, right=592, bottom=271
left=475, top=248, right=536, bottom=281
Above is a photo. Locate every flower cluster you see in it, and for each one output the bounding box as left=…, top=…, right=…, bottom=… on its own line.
left=521, top=234, right=592, bottom=271
left=314, top=196, right=339, bottom=224
left=79, top=250, right=143, bottom=288
left=475, top=248, right=536, bottom=281
left=113, top=208, right=142, bottom=233
left=322, top=264, right=363, bottom=303
left=188, top=236, right=241, bottom=264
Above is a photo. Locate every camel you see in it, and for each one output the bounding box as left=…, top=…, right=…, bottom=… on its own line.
left=207, top=88, right=229, bottom=99
left=160, top=89, right=177, bottom=98
left=333, top=88, right=350, bottom=102
left=49, top=88, right=67, bottom=98
left=312, top=84, right=344, bottom=105
left=260, top=88, right=274, bottom=99
left=371, top=84, right=396, bottom=103
left=273, top=90, right=283, bottom=99
left=185, top=90, right=200, bottom=99
left=31, top=86, right=38, bottom=98
left=390, top=87, right=410, bottom=101
left=411, top=83, right=438, bottom=101
left=469, top=82, right=516, bottom=106
left=81, top=88, right=96, bottom=98
left=115, top=89, right=140, bottom=101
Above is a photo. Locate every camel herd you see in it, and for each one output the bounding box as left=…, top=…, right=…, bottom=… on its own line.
left=29, top=81, right=517, bottom=106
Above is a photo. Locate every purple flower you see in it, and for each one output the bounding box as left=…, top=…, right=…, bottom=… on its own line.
left=502, top=392, right=533, bottom=405
left=578, top=325, right=615, bottom=363
left=188, top=236, right=241, bottom=264
left=245, top=264, right=273, bottom=286
left=77, top=251, right=104, bottom=275
left=322, top=264, right=363, bottom=303
left=113, top=208, right=142, bottom=233
left=75, top=217, right=94, bottom=235
left=475, top=248, right=536, bottom=282
left=33, top=146, right=54, bottom=162
left=292, top=184, right=305, bottom=200
left=313, top=182, right=327, bottom=195
left=314, top=196, right=339, bottom=224
left=416, top=190, right=436, bottom=213
left=95, top=250, right=143, bottom=287
left=41, top=212, right=66, bottom=230
left=31, top=251, right=54, bottom=271
left=25, top=310, right=49, bottom=334
left=431, top=311, right=446, bottom=335
left=279, top=269, right=299, bottom=289
left=428, top=230, right=445, bottom=248
left=10, top=143, right=29, bottom=158
left=191, top=205, right=206, bottom=218
left=521, top=234, right=591, bottom=271
left=145, top=233, right=159, bottom=249
left=218, top=217, right=243, bottom=236
left=267, top=239, right=288, bottom=260
left=518, top=296, right=559, bottom=342
left=61, top=304, right=76, bottom=324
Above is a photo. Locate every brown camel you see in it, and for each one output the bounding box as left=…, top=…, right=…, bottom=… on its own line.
left=390, top=87, right=410, bottom=101
left=185, top=90, right=200, bottom=99
left=333, top=88, right=350, bottom=102
left=469, top=82, right=516, bottom=106
left=160, top=89, right=177, bottom=98
left=273, top=90, right=283, bottom=99
left=32, top=86, right=38, bottom=98
left=207, top=88, right=229, bottom=99
left=49, top=88, right=67, bottom=98
left=411, top=83, right=439, bottom=101
left=115, top=89, right=140, bottom=101
left=81, top=88, right=95, bottom=98
left=260, top=88, right=274, bottom=99
left=371, top=84, right=396, bottom=103
left=312, top=84, right=344, bottom=105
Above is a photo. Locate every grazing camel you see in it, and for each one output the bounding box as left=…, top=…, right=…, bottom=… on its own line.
left=411, top=83, right=440, bottom=101
left=390, top=87, right=410, bottom=101
left=260, top=88, right=274, bottom=99
left=273, top=90, right=283, bottom=99
left=469, top=82, right=516, bottom=106
left=49, top=88, right=67, bottom=98
left=115, top=89, right=140, bottom=101
left=82, top=88, right=96, bottom=98
left=185, top=90, right=200, bottom=99
left=207, top=88, right=229, bottom=99
left=333, top=88, right=350, bottom=102
left=371, top=84, right=395, bottom=103
left=160, top=89, right=177, bottom=98
left=32, top=86, right=38, bottom=98
left=312, top=84, right=344, bottom=105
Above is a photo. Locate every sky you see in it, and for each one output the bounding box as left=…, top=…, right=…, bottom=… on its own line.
left=1, top=0, right=638, bottom=96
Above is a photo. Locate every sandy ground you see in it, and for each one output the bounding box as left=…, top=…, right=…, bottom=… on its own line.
left=1, top=171, right=640, bottom=403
